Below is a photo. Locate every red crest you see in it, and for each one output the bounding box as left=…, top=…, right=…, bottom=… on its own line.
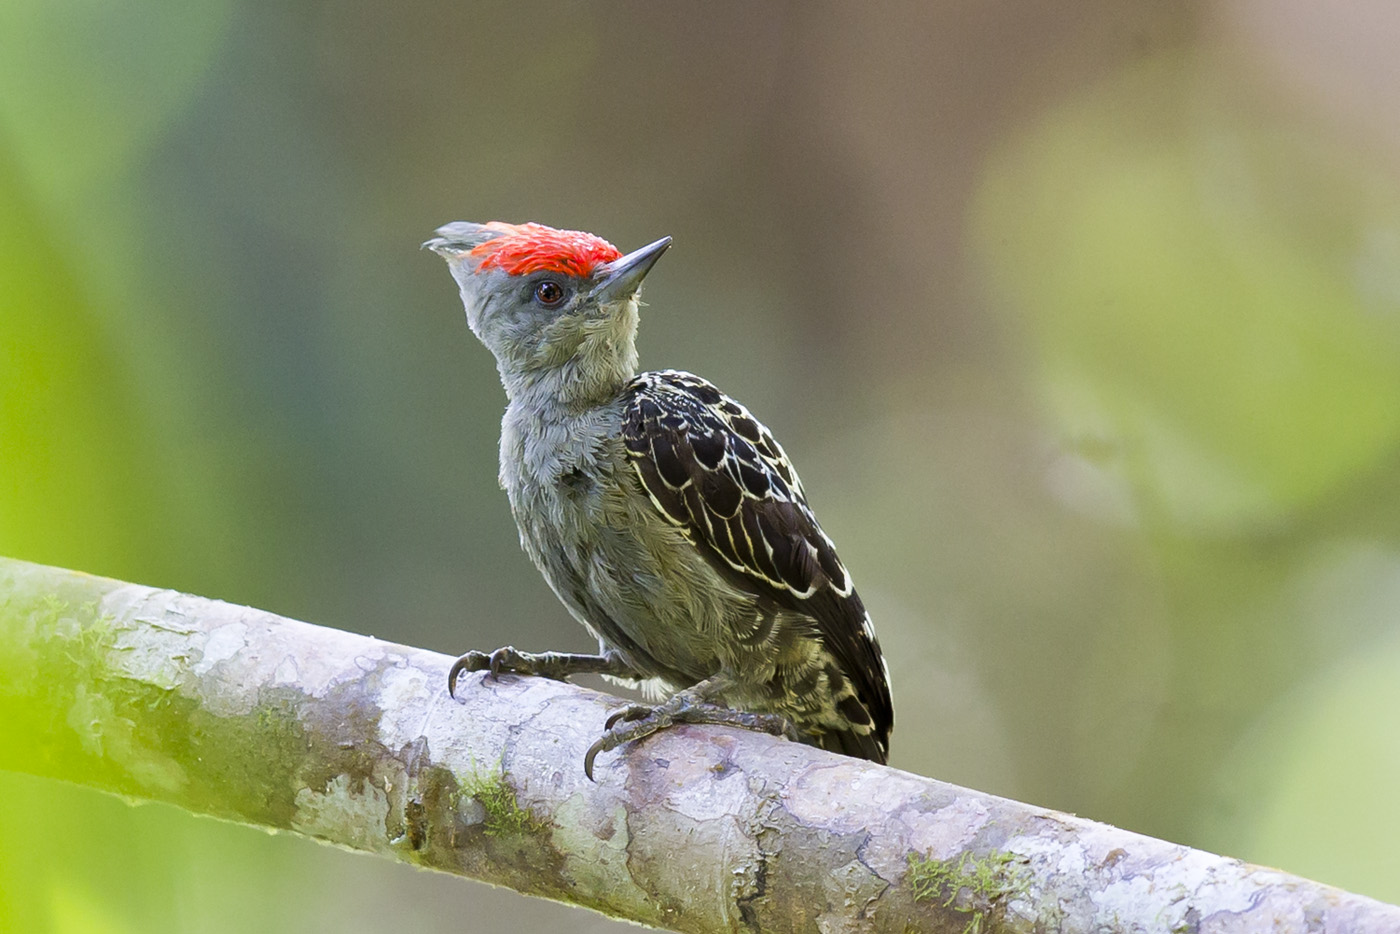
left=470, top=222, right=621, bottom=278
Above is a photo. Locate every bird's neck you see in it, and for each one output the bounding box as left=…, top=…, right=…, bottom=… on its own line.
left=499, top=354, right=634, bottom=412
left=497, top=356, right=633, bottom=492
left=497, top=301, right=640, bottom=410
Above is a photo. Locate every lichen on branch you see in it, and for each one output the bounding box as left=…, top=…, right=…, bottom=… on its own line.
left=2, top=556, right=1397, bottom=934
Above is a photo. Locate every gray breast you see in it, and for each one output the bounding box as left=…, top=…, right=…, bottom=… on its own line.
left=503, top=412, right=720, bottom=686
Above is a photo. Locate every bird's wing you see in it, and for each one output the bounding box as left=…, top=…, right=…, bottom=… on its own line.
left=621, top=370, right=892, bottom=759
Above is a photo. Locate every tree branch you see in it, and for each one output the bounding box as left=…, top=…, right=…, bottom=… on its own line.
left=0, top=556, right=1395, bottom=933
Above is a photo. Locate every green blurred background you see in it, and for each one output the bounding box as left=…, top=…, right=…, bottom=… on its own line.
left=3, top=1, right=1400, bottom=930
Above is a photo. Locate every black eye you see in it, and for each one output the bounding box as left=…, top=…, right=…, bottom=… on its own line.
left=533, top=280, right=565, bottom=307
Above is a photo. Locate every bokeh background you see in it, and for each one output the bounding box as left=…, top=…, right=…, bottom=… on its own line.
left=4, top=1, right=1400, bottom=930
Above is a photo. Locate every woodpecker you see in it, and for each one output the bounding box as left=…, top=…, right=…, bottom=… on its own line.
left=426, top=221, right=893, bottom=778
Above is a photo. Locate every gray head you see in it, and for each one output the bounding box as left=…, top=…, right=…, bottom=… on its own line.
left=425, top=221, right=670, bottom=401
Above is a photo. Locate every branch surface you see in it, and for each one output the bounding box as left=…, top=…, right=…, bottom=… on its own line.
left=0, top=557, right=1395, bottom=933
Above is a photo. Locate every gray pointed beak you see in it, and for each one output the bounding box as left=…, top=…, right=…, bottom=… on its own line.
left=594, top=236, right=671, bottom=303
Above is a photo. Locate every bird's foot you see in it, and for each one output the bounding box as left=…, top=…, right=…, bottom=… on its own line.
left=583, top=691, right=801, bottom=780
left=448, top=647, right=632, bottom=697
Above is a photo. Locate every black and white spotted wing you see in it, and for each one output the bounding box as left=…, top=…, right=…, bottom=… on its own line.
left=620, top=369, right=893, bottom=762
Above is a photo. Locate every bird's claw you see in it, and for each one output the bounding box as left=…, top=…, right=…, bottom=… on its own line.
left=603, top=704, right=653, bottom=731
left=583, top=694, right=801, bottom=781
left=447, top=645, right=546, bottom=698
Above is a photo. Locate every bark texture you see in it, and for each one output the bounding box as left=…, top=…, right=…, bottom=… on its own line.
left=0, top=556, right=1396, bottom=933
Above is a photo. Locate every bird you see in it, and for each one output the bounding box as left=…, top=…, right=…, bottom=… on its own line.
left=425, top=221, right=893, bottom=779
